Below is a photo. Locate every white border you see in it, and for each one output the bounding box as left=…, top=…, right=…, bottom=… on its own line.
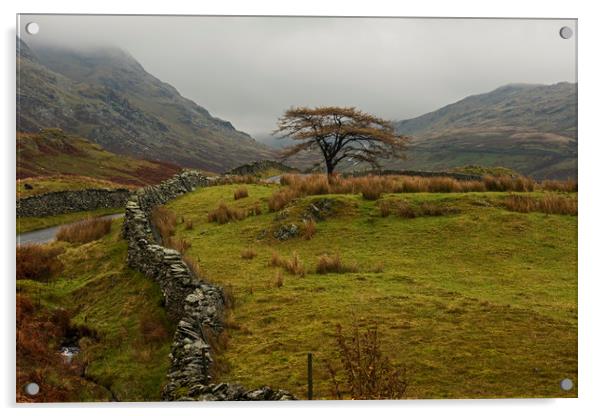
left=2, top=1, right=601, bottom=415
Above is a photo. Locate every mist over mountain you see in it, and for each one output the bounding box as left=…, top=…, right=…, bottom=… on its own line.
left=392, top=83, right=577, bottom=179
left=17, top=38, right=275, bottom=172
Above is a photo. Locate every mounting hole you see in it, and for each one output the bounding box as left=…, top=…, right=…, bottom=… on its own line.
left=560, top=378, right=574, bottom=391
left=559, top=26, right=573, bottom=40
left=24, top=382, right=40, bottom=396
left=25, top=22, right=40, bottom=35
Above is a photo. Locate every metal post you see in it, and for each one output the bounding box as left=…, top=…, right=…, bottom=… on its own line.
left=307, top=352, right=313, bottom=400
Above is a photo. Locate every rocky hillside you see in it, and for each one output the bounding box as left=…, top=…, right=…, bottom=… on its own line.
left=17, top=128, right=181, bottom=187
left=393, top=83, right=577, bottom=179
left=17, top=38, right=275, bottom=172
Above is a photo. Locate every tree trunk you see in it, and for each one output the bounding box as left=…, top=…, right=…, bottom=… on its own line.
left=326, top=161, right=335, bottom=183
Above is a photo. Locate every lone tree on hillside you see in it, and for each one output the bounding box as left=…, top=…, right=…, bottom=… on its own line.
left=274, top=106, right=410, bottom=177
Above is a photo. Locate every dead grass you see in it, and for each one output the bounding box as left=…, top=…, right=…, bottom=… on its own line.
left=269, top=251, right=305, bottom=276
left=139, top=316, right=170, bottom=344
left=540, top=179, right=578, bottom=192
left=301, top=219, right=317, bottom=240
left=273, top=270, right=284, bottom=288
left=184, top=218, right=194, bottom=230
left=16, top=244, right=64, bottom=281
left=268, top=173, right=551, bottom=212
left=268, top=188, right=297, bottom=211
left=234, top=187, right=249, bottom=200
left=55, top=217, right=112, bottom=244
left=151, top=206, right=177, bottom=242
left=207, top=202, right=247, bottom=224
left=327, top=323, right=409, bottom=400
left=183, top=254, right=205, bottom=280
left=166, top=236, right=192, bottom=253
left=241, top=248, right=257, bottom=260
left=503, top=194, right=577, bottom=215
left=316, top=253, right=359, bottom=274
left=248, top=203, right=262, bottom=216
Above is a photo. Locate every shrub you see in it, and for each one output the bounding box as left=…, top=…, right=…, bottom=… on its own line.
left=234, top=187, right=249, bottom=200
left=301, top=219, right=317, bottom=240
left=316, top=253, right=358, bottom=274
left=327, top=323, right=409, bottom=400
left=56, top=217, right=112, bottom=244
left=241, top=248, right=257, bottom=259
left=184, top=218, right=194, bottom=230
left=269, top=251, right=285, bottom=268
left=152, top=206, right=177, bottom=242
left=207, top=202, right=247, bottom=224
left=371, top=262, right=385, bottom=273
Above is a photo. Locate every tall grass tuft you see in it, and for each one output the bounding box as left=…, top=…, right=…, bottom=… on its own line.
left=301, top=219, right=317, bottom=240
left=56, top=217, right=112, bottom=244
left=269, top=251, right=305, bottom=276
left=207, top=202, right=247, bottom=224
left=152, top=206, right=177, bottom=242
left=316, top=253, right=359, bottom=274
left=234, top=187, right=249, bottom=200
left=241, top=247, right=257, bottom=259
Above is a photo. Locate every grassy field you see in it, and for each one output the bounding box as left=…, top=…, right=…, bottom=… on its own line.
left=165, top=183, right=577, bottom=399
left=17, top=207, right=123, bottom=234
left=17, top=219, right=172, bottom=402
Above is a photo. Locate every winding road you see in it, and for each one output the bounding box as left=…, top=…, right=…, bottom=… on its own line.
left=17, top=213, right=124, bottom=245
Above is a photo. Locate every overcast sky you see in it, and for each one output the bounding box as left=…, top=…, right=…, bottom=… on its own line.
left=19, top=15, right=577, bottom=138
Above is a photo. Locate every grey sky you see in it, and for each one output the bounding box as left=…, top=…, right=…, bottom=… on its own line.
left=19, top=15, right=577, bottom=138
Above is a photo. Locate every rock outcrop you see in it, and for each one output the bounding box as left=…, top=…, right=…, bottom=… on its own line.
left=122, top=170, right=295, bottom=401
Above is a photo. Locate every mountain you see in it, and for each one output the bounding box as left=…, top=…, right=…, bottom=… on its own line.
left=17, top=128, right=181, bottom=187
left=17, top=39, right=275, bottom=172
left=393, top=83, right=577, bottom=179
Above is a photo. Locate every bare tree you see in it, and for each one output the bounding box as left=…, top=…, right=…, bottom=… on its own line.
left=274, top=106, right=410, bottom=177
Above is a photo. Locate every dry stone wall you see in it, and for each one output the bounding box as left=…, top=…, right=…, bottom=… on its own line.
left=122, top=170, right=295, bottom=401
left=17, top=188, right=130, bottom=217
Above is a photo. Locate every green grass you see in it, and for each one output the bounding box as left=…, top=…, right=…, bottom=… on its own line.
left=165, top=184, right=577, bottom=399
left=17, top=207, right=124, bottom=234
left=17, top=219, right=172, bottom=401
left=17, top=175, right=130, bottom=198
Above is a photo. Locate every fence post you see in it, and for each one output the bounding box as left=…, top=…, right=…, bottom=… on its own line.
left=307, top=352, right=313, bottom=400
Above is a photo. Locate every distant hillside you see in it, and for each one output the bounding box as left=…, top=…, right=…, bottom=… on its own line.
left=17, top=38, right=276, bottom=172
left=393, top=83, right=577, bottom=179
left=17, top=128, right=182, bottom=188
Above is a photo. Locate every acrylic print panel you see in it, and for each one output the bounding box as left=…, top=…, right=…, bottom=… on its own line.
left=16, top=15, right=577, bottom=402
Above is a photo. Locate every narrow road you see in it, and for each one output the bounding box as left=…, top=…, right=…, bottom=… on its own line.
left=17, top=213, right=124, bottom=245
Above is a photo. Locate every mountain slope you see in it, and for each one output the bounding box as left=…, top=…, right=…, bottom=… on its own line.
left=17, top=128, right=182, bottom=189
left=17, top=39, right=275, bottom=172
left=393, top=83, right=577, bottom=179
